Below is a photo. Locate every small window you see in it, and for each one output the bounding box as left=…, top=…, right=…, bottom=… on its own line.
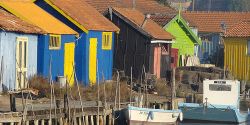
left=49, top=35, right=61, bottom=49
left=247, top=40, right=250, bottom=55
left=102, top=32, right=112, bottom=50
left=209, top=84, right=231, bottom=91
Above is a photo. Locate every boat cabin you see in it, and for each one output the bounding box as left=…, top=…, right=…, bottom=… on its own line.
left=203, top=79, right=240, bottom=107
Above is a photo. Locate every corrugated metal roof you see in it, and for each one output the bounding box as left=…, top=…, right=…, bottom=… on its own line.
left=0, top=9, right=45, bottom=34
left=112, top=7, right=174, bottom=40
left=182, top=11, right=250, bottom=33
left=225, top=21, right=250, bottom=37
left=46, top=0, right=119, bottom=32
left=0, top=0, right=76, bottom=34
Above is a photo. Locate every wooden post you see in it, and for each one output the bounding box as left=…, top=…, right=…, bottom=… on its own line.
left=90, top=115, right=94, bottom=125
left=26, top=120, right=29, bottom=125
left=109, top=114, right=112, bottom=125
left=103, top=114, right=106, bottom=125
left=48, top=119, right=52, bottom=125
left=41, top=119, right=45, bottom=125
left=85, top=116, right=89, bottom=125
left=99, top=116, right=103, bottom=125
left=34, top=120, right=38, bottom=125
left=73, top=117, right=77, bottom=125
left=172, top=68, right=176, bottom=109
left=59, top=117, right=63, bottom=125
left=78, top=117, right=82, bottom=125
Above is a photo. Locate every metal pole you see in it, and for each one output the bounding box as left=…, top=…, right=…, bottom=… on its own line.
left=130, top=67, right=133, bottom=105
left=172, top=68, right=176, bottom=110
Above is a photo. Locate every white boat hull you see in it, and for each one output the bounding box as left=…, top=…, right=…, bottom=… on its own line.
left=126, top=106, right=182, bottom=125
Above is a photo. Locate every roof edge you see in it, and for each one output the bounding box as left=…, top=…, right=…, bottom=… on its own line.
left=43, top=0, right=89, bottom=34
left=164, top=15, right=201, bottom=45
left=0, top=2, right=36, bottom=28
left=111, top=7, right=153, bottom=39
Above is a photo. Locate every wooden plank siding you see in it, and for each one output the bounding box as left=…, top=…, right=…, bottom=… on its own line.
left=224, top=37, right=250, bottom=81
left=0, top=32, right=38, bottom=92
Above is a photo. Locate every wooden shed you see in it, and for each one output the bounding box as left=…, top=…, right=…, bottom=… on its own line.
left=0, top=9, right=44, bottom=92
left=164, top=15, right=201, bottom=67
left=110, top=7, right=174, bottom=79
left=183, top=11, right=250, bottom=66
left=35, top=0, right=119, bottom=86
left=224, top=21, right=250, bottom=81
left=0, top=1, right=77, bottom=86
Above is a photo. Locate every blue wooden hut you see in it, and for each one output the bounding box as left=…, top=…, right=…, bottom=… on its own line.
left=0, top=1, right=77, bottom=86
left=35, top=0, right=120, bottom=85
left=0, top=9, right=45, bottom=92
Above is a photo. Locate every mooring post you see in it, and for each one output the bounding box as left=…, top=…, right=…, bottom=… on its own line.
left=48, top=119, right=52, bottom=125
left=59, top=117, right=63, bottom=125
left=26, top=120, right=29, bottom=125
left=90, top=115, right=94, bottom=125
left=10, top=122, right=14, bottom=125
left=41, top=119, right=45, bottom=125
left=109, top=114, right=112, bottom=125
left=34, top=120, right=38, bottom=125
left=103, top=114, right=106, bottom=125
left=73, top=116, right=77, bottom=125
left=78, top=117, right=82, bottom=125
left=99, top=115, right=103, bottom=125
left=10, top=93, right=16, bottom=112
left=85, top=116, right=89, bottom=125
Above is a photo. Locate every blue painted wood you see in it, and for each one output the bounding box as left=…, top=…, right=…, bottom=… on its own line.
left=0, top=31, right=38, bottom=92
left=35, top=1, right=115, bottom=86
left=198, top=34, right=220, bottom=64
left=77, top=31, right=114, bottom=86
left=37, top=34, right=76, bottom=81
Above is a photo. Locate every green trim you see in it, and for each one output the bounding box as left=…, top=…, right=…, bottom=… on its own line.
left=44, top=0, right=89, bottom=33
left=164, top=15, right=201, bottom=45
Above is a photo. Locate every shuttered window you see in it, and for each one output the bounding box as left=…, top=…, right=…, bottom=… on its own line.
left=102, top=32, right=112, bottom=50
left=248, top=40, right=250, bottom=55
left=49, top=35, right=61, bottom=50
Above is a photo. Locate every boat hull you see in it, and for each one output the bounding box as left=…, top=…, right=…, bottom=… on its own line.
left=179, top=103, right=249, bottom=123
left=126, top=106, right=181, bottom=125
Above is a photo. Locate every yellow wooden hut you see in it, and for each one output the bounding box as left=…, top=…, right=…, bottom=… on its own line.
left=224, top=21, right=250, bottom=81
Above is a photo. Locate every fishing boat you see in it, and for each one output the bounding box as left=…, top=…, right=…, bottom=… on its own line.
left=178, top=79, right=250, bottom=123
left=126, top=105, right=183, bottom=125
left=125, top=67, right=183, bottom=125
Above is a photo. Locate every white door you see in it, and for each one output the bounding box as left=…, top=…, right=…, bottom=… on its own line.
left=16, top=37, right=28, bottom=89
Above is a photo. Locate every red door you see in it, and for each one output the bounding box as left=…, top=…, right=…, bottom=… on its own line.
left=171, top=48, right=178, bottom=68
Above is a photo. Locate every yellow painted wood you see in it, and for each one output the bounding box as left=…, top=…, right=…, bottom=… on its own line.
left=102, top=32, right=112, bottom=50
left=0, top=1, right=76, bottom=34
left=44, top=0, right=88, bottom=33
left=64, top=42, right=75, bottom=86
left=89, top=38, right=97, bottom=85
left=224, top=37, right=250, bottom=81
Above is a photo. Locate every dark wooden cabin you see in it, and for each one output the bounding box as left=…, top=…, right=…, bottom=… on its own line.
left=110, top=7, right=174, bottom=79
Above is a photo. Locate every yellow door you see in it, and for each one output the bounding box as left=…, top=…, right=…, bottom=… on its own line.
left=89, top=38, right=97, bottom=85
left=64, top=42, right=75, bottom=86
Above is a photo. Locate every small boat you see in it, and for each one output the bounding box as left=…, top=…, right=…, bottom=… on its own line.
left=126, top=105, right=183, bottom=125
left=178, top=79, right=250, bottom=123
